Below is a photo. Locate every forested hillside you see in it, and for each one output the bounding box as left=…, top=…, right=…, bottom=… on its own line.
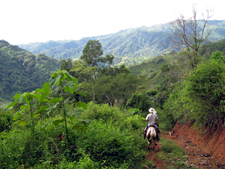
left=1, top=14, right=225, bottom=168
left=0, top=40, right=61, bottom=103
left=1, top=36, right=225, bottom=168
left=18, top=20, right=225, bottom=65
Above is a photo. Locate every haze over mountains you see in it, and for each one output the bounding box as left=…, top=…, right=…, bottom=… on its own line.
left=18, top=20, right=225, bottom=65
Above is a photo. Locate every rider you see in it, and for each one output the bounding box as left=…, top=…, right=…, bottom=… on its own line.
left=144, top=108, right=160, bottom=141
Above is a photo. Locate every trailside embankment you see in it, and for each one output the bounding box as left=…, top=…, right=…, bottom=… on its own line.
left=172, top=123, right=225, bottom=163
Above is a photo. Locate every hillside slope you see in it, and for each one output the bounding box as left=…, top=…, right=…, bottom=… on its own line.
left=18, top=20, right=225, bottom=65
left=0, top=40, right=61, bottom=102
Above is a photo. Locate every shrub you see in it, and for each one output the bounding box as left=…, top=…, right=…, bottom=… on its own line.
left=76, top=120, right=146, bottom=168
left=163, top=52, right=225, bottom=129
left=0, top=110, right=13, bottom=132
left=126, top=93, right=150, bottom=112
left=81, top=102, right=123, bottom=122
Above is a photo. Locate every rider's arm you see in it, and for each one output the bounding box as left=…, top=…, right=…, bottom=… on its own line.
left=145, top=114, right=149, bottom=122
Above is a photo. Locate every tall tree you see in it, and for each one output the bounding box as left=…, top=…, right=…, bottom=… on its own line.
left=60, top=59, right=73, bottom=72
left=76, top=40, right=114, bottom=103
left=71, top=59, right=98, bottom=103
left=80, top=39, right=114, bottom=67
left=169, top=5, right=213, bottom=68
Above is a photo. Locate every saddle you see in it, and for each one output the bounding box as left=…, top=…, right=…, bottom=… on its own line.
left=147, top=124, right=159, bottom=133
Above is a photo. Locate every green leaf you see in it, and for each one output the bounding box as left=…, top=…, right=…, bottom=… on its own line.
left=49, top=77, right=56, bottom=87
left=68, top=87, right=74, bottom=94
left=34, top=93, right=42, bottom=100
left=6, top=101, right=17, bottom=109
left=76, top=91, right=87, bottom=97
left=42, top=121, right=51, bottom=129
left=50, top=97, right=63, bottom=104
left=55, top=74, right=62, bottom=86
left=50, top=73, right=62, bottom=87
left=52, top=119, right=64, bottom=126
left=13, top=94, right=22, bottom=100
left=78, top=119, right=92, bottom=123
left=46, top=104, right=54, bottom=116
left=42, top=82, right=51, bottom=95
left=61, top=73, right=67, bottom=82
left=40, top=98, right=50, bottom=103
left=71, top=77, right=78, bottom=85
left=67, top=81, right=75, bottom=89
left=62, top=70, right=71, bottom=78
left=19, top=120, right=27, bottom=127
left=51, top=71, right=57, bottom=78
left=38, top=95, right=49, bottom=105
left=13, top=111, right=22, bottom=120
left=72, top=124, right=87, bottom=132
left=61, top=81, right=67, bottom=87
left=20, top=105, right=29, bottom=111
left=37, top=105, right=48, bottom=113
left=35, top=88, right=43, bottom=93
left=18, top=93, right=25, bottom=103
left=75, top=101, right=87, bottom=110
left=66, top=109, right=83, bottom=118
left=33, top=113, right=40, bottom=118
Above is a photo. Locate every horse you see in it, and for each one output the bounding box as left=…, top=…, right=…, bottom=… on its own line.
left=146, top=126, right=157, bottom=150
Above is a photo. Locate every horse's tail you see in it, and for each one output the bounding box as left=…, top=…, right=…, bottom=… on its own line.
left=147, top=127, right=157, bottom=141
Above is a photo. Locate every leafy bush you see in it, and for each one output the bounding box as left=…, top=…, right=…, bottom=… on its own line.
left=126, top=93, right=150, bottom=112
left=1, top=102, right=148, bottom=168
left=163, top=51, right=225, bottom=129
left=0, top=110, right=13, bottom=132
left=81, top=102, right=123, bottom=122
left=76, top=120, right=146, bottom=168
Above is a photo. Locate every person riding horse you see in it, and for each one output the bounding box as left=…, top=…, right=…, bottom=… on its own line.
left=144, top=108, right=160, bottom=141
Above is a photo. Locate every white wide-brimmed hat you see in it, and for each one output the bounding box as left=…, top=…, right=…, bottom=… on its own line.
left=149, top=108, right=155, bottom=113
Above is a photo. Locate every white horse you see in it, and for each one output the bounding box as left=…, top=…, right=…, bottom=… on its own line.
left=146, top=126, right=157, bottom=150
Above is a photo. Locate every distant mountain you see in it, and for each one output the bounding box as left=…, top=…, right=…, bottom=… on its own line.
left=18, top=20, right=225, bottom=65
left=127, top=37, right=225, bottom=94
left=0, top=40, right=61, bottom=101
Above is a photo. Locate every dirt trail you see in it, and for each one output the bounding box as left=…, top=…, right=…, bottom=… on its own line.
left=145, top=123, right=225, bottom=169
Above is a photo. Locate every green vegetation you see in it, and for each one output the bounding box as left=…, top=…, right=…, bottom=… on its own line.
left=2, top=21, right=225, bottom=167
left=156, top=138, right=189, bottom=168
left=128, top=39, right=225, bottom=131
left=0, top=40, right=61, bottom=104
left=0, top=82, right=147, bottom=168
left=163, top=51, right=225, bottom=129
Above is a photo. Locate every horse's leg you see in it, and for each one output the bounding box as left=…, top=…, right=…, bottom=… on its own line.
left=151, top=139, right=154, bottom=150
left=147, top=139, right=151, bottom=150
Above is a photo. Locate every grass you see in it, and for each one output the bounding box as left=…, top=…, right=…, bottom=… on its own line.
left=156, top=138, right=193, bottom=168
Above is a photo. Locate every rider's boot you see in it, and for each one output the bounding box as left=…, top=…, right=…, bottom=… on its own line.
left=143, top=131, right=146, bottom=139
left=156, top=134, right=160, bottom=141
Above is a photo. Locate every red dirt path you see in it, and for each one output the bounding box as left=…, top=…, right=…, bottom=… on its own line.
left=145, top=123, right=225, bottom=169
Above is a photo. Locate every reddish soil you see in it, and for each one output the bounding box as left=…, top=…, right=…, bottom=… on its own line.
left=145, top=143, right=166, bottom=169
left=145, top=123, right=225, bottom=169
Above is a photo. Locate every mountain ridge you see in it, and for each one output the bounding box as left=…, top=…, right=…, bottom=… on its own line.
left=18, top=20, right=225, bottom=65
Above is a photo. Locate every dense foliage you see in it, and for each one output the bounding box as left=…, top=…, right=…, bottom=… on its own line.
left=2, top=28, right=225, bottom=168
left=1, top=98, right=147, bottom=168
left=163, top=52, right=225, bottom=129
left=0, top=40, right=61, bottom=102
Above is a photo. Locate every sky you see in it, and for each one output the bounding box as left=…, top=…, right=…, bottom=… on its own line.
left=0, top=0, right=224, bottom=45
